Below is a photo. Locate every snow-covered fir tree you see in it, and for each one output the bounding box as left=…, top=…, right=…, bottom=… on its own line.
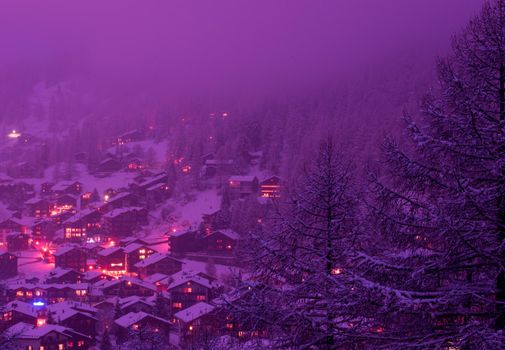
left=230, top=138, right=367, bottom=349
left=361, top=1, right=505, bottom=348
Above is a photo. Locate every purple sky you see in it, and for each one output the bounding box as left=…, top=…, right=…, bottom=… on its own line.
left=0, top=0, right=484, bottom=96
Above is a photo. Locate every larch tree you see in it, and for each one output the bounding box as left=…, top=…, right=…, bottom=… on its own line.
left=363, top=1, right=505, bottom=348
left=230, top=138, right=366, bottom=349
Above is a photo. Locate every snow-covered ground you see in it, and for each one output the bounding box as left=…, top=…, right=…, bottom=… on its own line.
left=17, top=249, right=54, bottom=279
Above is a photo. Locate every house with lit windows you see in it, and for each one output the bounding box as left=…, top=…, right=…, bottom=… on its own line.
left=113, top=311, right=171, bottom=343
left=4, top=322, right=92, bottom=350
left=97, top=246, right=126, bottom=276
left=202, top=229, right=240, bottom=255
left=227, top=175, right=258, bottom=199
left=0, top=250, right=18, bottom=278
left=124, top=243, right=156, bottom=273
left=134, top=253, right=184, bottom=279
left=174, top=302, right=219, bottom=342
left=53, top=246, right=88, bottom=272
left=259, top=176, right=282, bottom=198
left=163, top=271, right=221, bottom=311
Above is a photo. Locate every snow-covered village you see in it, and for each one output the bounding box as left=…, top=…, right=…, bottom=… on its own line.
left=0, top=1, right=505, bottom=349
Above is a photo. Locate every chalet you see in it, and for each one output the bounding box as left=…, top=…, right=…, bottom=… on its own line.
left=53, top=246, right=88, bottom=272
left=135, top=253, right=184, bottom=279
left=0, top=217, right=27, bottom=246
left=144, top=273, right=169, bottom=285
left=43, top=284, right=90, bottom=303
left=102, top=207, right=148, bottom=238
left=82, top=242, right=105, bottom=258
left=5, top=322, right=92, bottom=350
left=114, top=311, right=171, bottom=343
left=6, top=161, right=42, bottom=178
left=97, top=247, right=126, bottom=276
left=202, top=229, right=240, bottom=254
left=163, top=271, right=221, bottom=311
left=46, top=302, right=98, bottom=337
left=202, top=159, right=234, bottom=179
left=79, top=191, right=95, bottom=208
left=45, top=268, right=83, bottom=284
left=126, top=157, right=145, bottom=171
left=40, top=182, right=55, bottom=197
left=82, top=270, right=111, bottom=284
left=25, top=197, right=53, bottom=217
left=97, top=157, right=122, bottom=173
left=174, top=302, right=218, bottom=340
left=260, top=175, right=282, bottom=198
left=6, top=232, right=30, bottom=251
left=145, top=182, right=171, bottom=208
left=128, top=172, right=170, bottom=198
left=0, top=251, right=18, bottom=279
left=51, top=210, right=74, bottom=226
left=52, top=181, right=83, bottom=196
left=100, top=191, right=139, bottom=212
left=31, top=220, right=59, bottom=243
left=63, top=209, right=102, bottom=242
left=169, top=230, right=200, bottom=255
left=119, top=295, right=156, bottom=314
left=0, top=301, right=39, bottom=329
left=227, top=175, right=259, bottom=199
left=124, top=243, right=156, bottom=273
left=117, top=129, right=145, bottom=144
left=55, top=193, right=78, bottom=208
left=119, top=237, right=150, bottom=247
left=7, top=283, right=90, bottom=303
left=100, top=277, right=157, bottom=297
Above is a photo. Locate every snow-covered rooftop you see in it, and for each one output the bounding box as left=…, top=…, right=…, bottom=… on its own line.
left=174, top=302, right=216, bottom=323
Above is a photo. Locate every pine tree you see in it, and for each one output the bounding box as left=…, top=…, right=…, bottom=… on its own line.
left=113, top=299, right=123, bottom=320
left=90, top=188, right=100, bottom=203
left=153, top=292, right=169, bottom=319
left=363, top=1, right=505, bottom=347
left=100, top=328, right=112, bottom=350
left=230, top=138, right=364, bottom=348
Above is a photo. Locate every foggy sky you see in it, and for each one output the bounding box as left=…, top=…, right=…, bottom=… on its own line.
left=0, top=0, right=484, bottom=97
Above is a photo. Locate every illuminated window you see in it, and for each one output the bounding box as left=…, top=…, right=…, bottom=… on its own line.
left=139, top=255, right=145, bottom=260
left=331, top=267, right=343, bottom=275
left=183, top=287, right=192, bottom=293
left=196, top=295, right=206, bottom=301
left=26, top=291, right=33, bottom=297
left=173, top=302, right=182, bottom=309
left=77, top=341, right=85, bottom=347
left=37, top=318, right=47, bottom=327
left=139, top=249, right=145, bottom=254
left=132, top=324, right=139, bottom=330
left=58, top=344, right=64, bottom=350
left=226, top=323, right=233, bottom=329
left=3, top=312, right=12, bottom=321
left=40, top=347, right=45, bottom=350
left=76, top=289, right=87, bottom=296
left=238, top=331, right=245, bottom=337
left=16, top=290, right=24, bottom=297
left=188, top=325, right=193, bottom=331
